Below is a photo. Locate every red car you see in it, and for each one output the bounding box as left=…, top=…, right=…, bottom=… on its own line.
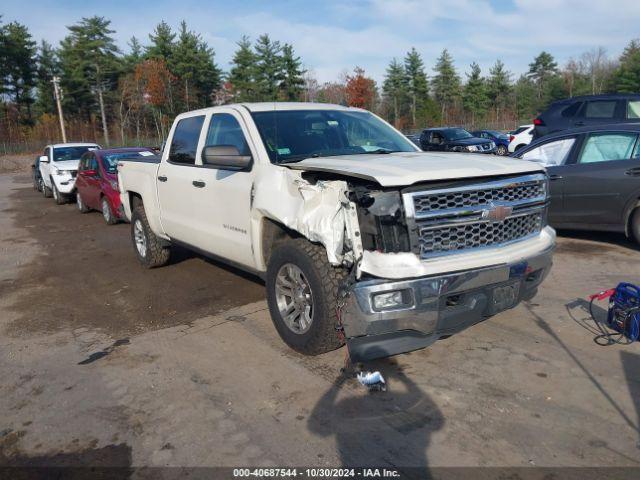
left=76, top=147, right=154, bottom=224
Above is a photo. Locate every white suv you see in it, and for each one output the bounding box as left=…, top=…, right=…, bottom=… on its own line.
left=39, top=143, right=100, bottom=204
left=508, top=125, right=534, bottom=153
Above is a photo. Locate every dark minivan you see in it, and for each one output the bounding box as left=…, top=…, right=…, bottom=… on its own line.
left=512, top=124, right=640, bottom=243
left=533, top=94, right=640, bottom=139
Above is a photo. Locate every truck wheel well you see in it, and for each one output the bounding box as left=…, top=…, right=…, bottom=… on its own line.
left=261, top=218, right=299, bottom=266
left=129, top=192, right=143, bottom=210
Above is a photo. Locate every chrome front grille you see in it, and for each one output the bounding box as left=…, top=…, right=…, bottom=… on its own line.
left=419, top=211, right=543, bottom=255
left=404, top=173, right=548, bottom=258
left=413, top=180, right=545, bottom=214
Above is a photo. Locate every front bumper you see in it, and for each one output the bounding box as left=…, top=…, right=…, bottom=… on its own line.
left=53, top=175, right=77, bottom=194
left=342, top=245, right=554, bottom=361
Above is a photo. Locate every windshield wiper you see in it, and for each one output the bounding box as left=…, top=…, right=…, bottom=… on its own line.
left=358, top=148, right=399, bottom=154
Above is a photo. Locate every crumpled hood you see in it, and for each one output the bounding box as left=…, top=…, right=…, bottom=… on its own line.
left=285, top=152, right=544, bottom=187
left=52, top=160, right=80, bottom=171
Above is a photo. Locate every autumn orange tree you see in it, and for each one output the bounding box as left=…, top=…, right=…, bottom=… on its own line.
left=345, top=67, right=377, bottom=110
left=134, top=59, right=177, bottom=140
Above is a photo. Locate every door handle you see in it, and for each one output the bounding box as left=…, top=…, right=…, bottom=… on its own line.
left=192, top=180, right=206, bottom=188
left=157, top=175, right=167, bottom=182
left=549, top=174, right=563, bottom=181
left=625, top=168, right=640, bottom=177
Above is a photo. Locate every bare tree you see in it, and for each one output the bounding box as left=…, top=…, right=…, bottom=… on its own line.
left=580, top=47, right=609, bottom=94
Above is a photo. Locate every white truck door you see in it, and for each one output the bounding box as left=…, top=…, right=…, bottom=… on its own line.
left=156, top=114, right=207, bottom=242
left=189, top=110, right=255, bottom=268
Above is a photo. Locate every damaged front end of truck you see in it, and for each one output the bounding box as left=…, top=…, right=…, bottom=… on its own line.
left=252, top=160, right=555, bottom=361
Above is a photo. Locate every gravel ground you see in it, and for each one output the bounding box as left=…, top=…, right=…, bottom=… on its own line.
left=1, top=173, right=639, bottom=478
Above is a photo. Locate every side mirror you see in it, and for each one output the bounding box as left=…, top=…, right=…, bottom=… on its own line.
left=39, top=155, right=49, bottom=163
left=202, top=145, right=252, bottom=170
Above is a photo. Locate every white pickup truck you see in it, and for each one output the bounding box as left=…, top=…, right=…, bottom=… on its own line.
left=117, top=103, right=555, bottom=361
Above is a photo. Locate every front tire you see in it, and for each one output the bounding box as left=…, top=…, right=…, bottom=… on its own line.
left=43, top=181, right=53, bottom=198
left=102, top=197, right=117, bottom=225
left=52, top=181, right=65, bottom=205
left=266, top=238, right=347, bottom=356
left=496, top=145, right=507, bottom=156
left=130, top=204, right=170, bottom=268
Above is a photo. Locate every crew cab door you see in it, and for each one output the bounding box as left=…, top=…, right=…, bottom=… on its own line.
left=156, top=114, right=207, bottom=242
left=189, top=110, right=255, bottom=267
left=562, top=131, right=640, bottom=227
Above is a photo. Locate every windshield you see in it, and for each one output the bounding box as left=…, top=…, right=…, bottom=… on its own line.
left=53, top=146, right=97, bottom=162
left=101, top=151, right=151, bottom=174
left=443, top=128, right=473, bottom=141
left=251, top=110, right=417, bottom=164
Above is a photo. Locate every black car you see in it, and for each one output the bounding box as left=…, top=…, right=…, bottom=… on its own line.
left=31, top=156, right=43, bottom=192
left=512, top=123, right=640, bottom=243
left=420, top=127, right=496, bottom=153
left=533, top=93, right=640, bottom=139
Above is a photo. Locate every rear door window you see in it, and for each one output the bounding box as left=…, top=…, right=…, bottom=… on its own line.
left=169, top=115, right=205, bottom=165
left=521, top=138, right=576, bottom=166
left=627, top=100, right=640, bottom=119
left=578, top=133, right=638, bottom=164
left=583, top=101, right=617, bottom=119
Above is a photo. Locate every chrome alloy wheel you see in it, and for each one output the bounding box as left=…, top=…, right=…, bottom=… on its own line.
left=133, top=219, right=147, bottom=258
left=275, top=263, right=314, bottom=334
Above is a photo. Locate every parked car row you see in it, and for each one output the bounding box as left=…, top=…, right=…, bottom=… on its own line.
left=33, top=144, right=154, bottom=225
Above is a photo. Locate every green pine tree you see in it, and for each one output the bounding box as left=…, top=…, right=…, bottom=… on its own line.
left=123, top=36, right=143, bottom=73
left=431, top=49, right=460, bottom=123
left=58, top=16, right=121, bottom=145
left=615, top=39, right=640, bottom=93
left=253, top=34, right=283, bottom=100
left=486, top=59, right=511, bottom=122
left=1, top=21, right=37, bottom=124
left=279, top=43, right=305, bottom=101
left=527, top=51, right=558, bottom=106
left=146, top=21, right=175, bottom=61
left=462, top=62, right=488, bottom=126
left=229, top=36, right=256, bottom=102
left=403, top=47, right=429, bottom=128
left=35, top=40, right=59, bottom=116
left=383, top=58, right=407, bottom=127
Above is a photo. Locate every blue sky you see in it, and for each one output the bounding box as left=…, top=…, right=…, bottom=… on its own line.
left=3, top=0, right=639, bottom=83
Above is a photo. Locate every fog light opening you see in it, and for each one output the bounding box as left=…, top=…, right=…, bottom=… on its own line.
left=372, top=289, right=411, bottom=311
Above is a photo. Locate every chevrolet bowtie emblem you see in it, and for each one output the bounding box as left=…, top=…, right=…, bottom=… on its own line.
left=482, top=203, right=513, bottom=222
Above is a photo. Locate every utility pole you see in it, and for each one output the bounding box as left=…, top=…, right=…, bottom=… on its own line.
left=95, top=64, right=110, bottom=147
left=52, top=76, right=67, bottom=143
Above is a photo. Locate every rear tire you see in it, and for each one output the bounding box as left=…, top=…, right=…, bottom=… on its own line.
left=631, top=208, right=640, bottom=245
left=266, top=238, right=347, bottom=356
left=102, top=197, right=117, bottom=225
left=130, top=204, right=170, bottom=268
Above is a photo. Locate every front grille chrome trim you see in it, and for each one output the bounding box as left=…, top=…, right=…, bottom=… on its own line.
left=402, top=173, right=549, bottom=259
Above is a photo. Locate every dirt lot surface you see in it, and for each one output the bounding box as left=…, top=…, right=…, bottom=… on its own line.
left=1, top=173, right=640, bottom=477
left=0, top=153, right=35, bottom=174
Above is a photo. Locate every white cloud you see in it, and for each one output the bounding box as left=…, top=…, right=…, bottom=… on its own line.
left=3, top=0, right=639, bottom=83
